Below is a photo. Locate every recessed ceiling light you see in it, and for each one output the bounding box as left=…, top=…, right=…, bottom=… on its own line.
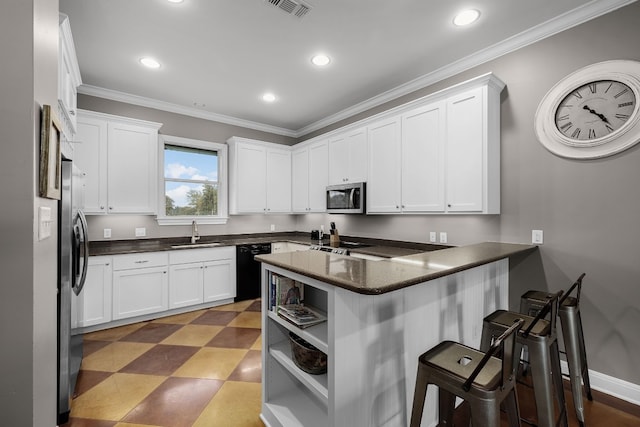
left=311, top=54, right=331, bottom=67
left=453, top=9, right=480, bottom=26
left=139, top=57, right=161, bottom=69
left=167, top=0, right=184, bottom=3
left=262, top=93, right=276, bottom=103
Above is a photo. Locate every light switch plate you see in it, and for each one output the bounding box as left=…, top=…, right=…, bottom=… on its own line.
left=104, top=228, right=111, bottom=238
left=439, top=232, right=448, bottom=244
left=429, top=232, right=437, bottom=243
left=532, top=230, right=543, bottom=244
left=270, top=224, right=276, bottom=231
left=135, top=227, right=146, bottom=237
left=38, top=206, right=52, bottom=240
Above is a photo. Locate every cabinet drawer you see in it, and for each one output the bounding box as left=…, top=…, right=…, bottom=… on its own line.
left=113, top=252, right=168, bottom=271
left=169, top=246, right=235, bottom=264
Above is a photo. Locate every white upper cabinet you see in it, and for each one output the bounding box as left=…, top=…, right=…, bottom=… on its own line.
left=292, top=139, right=328, bottom=213
left=401, top=101, right=446, bottom=212
left=74, top=110, right=162, bottom=215
left=445, top=85, right=500, bottom=213
left=58, top=14, right=81, bottom=140
left=228, top=137, right=292, bottom=214
left=353, top=73, right=503, bottom=215
left=367, top=116, right=402, bottom=213
left=328, top=127, right=367, bottom=185
left=367, top=103, right=446, bottom=214
left=266, top=147, right=293, bottom=213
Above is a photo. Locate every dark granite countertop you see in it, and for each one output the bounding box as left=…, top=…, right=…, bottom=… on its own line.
left=256, top=242, right=537, bottom=295
left=88, top=232, right=448, bottom=258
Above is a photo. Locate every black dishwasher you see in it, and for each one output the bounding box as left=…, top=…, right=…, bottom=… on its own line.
left=235, top=243, right=272, bottom=302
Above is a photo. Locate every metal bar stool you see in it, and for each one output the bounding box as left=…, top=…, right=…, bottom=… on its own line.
left=481, top=291, right=568, bottom=427
left=520, top=273, right=592, bottom=427
left=410, top=319, right=525, bottom=427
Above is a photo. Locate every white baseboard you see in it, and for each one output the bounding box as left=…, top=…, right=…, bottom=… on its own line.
left=560, top=361, right=640, bottom=406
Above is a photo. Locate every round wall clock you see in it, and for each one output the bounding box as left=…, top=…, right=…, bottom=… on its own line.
left=534, top=60, right=640, bottom=159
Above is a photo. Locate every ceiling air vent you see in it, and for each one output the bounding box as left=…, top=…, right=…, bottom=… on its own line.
left=264, top=0, right=312, bottom=19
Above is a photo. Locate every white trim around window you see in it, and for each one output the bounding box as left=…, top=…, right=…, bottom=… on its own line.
left=156, top=134, right=229, bottom=225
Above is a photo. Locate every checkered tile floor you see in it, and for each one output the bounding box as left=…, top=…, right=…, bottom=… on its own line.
left=62, top=299, right=264, bottom=427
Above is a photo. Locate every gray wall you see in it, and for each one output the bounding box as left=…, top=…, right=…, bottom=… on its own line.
left=0, top=0, right=59, bottom=425
left=299, top=2, right=640, bottom=386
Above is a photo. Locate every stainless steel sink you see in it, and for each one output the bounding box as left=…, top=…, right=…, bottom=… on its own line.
left=170, top=242, right=223, bottom=249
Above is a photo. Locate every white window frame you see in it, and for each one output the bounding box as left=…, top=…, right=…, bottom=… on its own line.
left=156, top=134, right=228, bottom=225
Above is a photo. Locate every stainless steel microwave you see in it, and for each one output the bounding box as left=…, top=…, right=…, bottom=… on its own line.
left=326, top=182, right=366, bottom=214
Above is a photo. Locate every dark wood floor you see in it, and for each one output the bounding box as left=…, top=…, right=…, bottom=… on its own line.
left=452, top=375, right=640, bottom=426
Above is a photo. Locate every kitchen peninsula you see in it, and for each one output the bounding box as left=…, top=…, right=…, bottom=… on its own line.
left=256, top=242, right=536, bottom=427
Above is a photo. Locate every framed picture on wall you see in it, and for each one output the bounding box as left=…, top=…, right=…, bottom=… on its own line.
left=39, top=104, right=62, bottom=200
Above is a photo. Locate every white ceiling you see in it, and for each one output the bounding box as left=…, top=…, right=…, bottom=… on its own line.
left=59, top=0, right=633, bottom=137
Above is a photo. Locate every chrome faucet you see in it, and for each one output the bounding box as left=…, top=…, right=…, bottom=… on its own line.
left=191, top=220, right=200, bottom=244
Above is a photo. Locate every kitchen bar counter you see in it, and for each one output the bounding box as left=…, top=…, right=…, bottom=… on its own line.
left=256, top=242, right=537, bottom=295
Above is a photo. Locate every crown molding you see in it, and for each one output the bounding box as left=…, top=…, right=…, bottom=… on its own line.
left=78, top=0, right=636, bottom=140
left=77, top=84, right=298, bottom=138
left=295, top=0, right=636, bottom=137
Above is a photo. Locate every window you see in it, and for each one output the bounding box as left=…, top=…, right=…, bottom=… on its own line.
left=157, top=135, right=228, bottom=225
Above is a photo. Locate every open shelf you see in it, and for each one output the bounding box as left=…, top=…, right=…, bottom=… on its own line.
left=269, top=340, right=328, bottom=403
left=267, top=310, right=328, bottom=353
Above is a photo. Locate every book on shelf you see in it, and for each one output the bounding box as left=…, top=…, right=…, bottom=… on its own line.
left=277, top=304, right=327, bottom=328
left=270, top=274, right=304, bottom=311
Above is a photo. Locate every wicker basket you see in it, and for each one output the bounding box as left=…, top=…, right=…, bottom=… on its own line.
left=289, top=332, right=327, bottom=375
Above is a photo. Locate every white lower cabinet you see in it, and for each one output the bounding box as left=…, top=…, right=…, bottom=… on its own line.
left=73, top=256, right=112, bottom=329
left=203, top=258, right=235, bottom=302
left=169, top=246, right=236, bottom=309
left=112, top=252, right=169, bottom=320
left=169, top=262, right=204, bottom=308
left=271, top=242, right=310, bottom=253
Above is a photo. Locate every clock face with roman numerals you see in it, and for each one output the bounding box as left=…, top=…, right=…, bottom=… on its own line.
left=535, top=60, right=640, bottom=159
left=554, top=80, right=636, bottom=142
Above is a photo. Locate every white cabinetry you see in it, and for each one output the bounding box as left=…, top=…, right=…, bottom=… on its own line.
left=401, top=102, right=446, bottom=212
left=328, top=127, right=367, bottom=185
left=367, top=116, right=402, bottom=213
left=292, top=140, right=329, bottom=213
left=366, top=78, right=501, bottom=215
left=57, top=14, right=81, bottom=141
left=445, top=86, right=500, bottom=213
left=271, top=242, right=310, bottom=253
left=73, top=256, right=112, bottom=329
left=112, top=252, right=169, bottom=320
left=74, top=110, right=162, bottom=215
left=168, top=246, right=236, bottom=308
left=368, top=102, right=446, bottom=214
left=228, top=137, right=292, bottom=214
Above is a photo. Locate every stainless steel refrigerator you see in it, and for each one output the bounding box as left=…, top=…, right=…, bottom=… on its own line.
left=57, top=158, right=88, bottom=424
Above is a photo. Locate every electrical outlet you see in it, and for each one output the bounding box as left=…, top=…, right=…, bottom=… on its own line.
left=135, top=227, right=146, bottom=237
left=532, top=230, right=543, bottom=244
left=270, top=224, right=276, bottom=231
left=439, top=232, right=448, bottom=244
left=104, top=228, right=111, bottom=238
left=429, top=231, right=437, bottom=243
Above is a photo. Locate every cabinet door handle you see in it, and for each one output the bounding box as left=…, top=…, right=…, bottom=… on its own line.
left=134, top=260, right=149, bottom=264
left=69, top=110, right=76, bottom=116
left=109, top=206, right=113, bottom=210
left=100, top=206, right=105, bottom=210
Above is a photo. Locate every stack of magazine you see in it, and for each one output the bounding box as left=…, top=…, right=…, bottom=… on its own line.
left=270, top=273, right=326, bottom=328
left=277, top=304, right=326, bottom=328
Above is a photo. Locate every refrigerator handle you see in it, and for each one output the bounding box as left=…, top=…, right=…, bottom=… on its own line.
left=73, top=210, right=89, bottom=296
